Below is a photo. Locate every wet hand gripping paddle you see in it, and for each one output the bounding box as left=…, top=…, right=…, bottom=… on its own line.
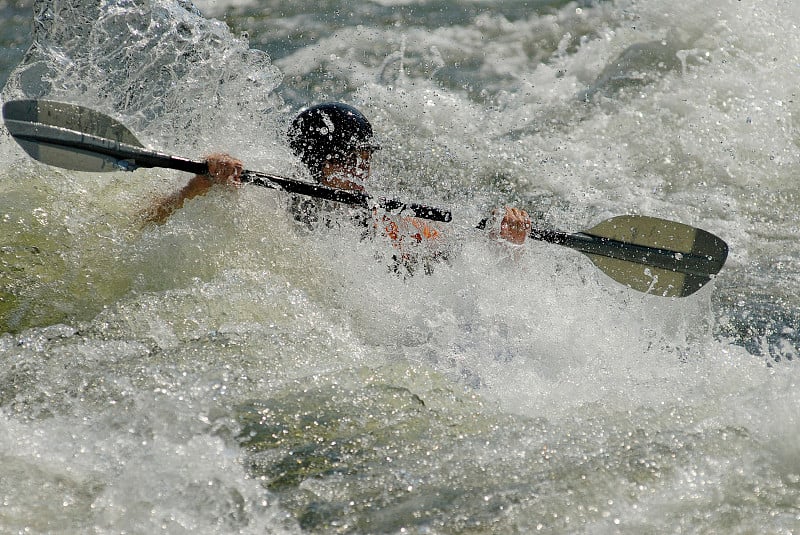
left=3, top=99, right=728, bottom=297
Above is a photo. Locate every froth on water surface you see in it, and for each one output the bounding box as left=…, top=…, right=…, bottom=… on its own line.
left=2, top=0, right=800, bottom=532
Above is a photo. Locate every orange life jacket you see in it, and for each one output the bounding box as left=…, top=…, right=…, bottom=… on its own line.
left=377, top=213, right=441, bottom=248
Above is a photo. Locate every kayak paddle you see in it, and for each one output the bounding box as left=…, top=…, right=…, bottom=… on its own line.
left=2, top=99, right=728, bottom=297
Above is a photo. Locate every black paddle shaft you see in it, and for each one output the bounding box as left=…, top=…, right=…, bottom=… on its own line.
left=241, top=170, right=452, bottom=221
left=532, top=228, right=723, bottom=277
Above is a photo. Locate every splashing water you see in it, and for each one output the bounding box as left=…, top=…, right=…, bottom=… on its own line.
left=2, top=0, right=800, bottom=533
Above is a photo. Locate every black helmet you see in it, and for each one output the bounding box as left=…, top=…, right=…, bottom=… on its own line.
left=288, top=102, right=380, bottom=179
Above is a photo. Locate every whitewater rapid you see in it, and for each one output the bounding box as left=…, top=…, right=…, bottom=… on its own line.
left=2, top=0, right=800, bottom=533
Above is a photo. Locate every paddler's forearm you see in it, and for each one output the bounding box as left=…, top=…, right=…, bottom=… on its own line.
left=143, top=174, right=215, bottom=225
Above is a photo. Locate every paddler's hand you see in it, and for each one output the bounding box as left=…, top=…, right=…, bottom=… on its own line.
left=206, top=153, right=243, bottom=187
left=490, top=206, right=531, bottom=245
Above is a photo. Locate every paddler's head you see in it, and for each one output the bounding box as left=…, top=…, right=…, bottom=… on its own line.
left=288, top=102, right=380, bottom=191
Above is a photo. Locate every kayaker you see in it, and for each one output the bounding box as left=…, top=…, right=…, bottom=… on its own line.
left=285, top=102, right=530, bottom=274
left=144, top=102, right=531, bottom=272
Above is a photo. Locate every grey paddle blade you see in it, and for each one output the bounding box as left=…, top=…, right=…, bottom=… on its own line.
left=582, top=215, right=728, bottom=297
left=3, top=99, right=144, bottom=172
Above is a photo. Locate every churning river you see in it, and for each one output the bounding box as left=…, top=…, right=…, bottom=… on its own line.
left=2, top=0, right=800, bottom=533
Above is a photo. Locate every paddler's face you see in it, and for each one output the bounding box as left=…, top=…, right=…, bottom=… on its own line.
left=320, top=149, right=372, bottom=191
